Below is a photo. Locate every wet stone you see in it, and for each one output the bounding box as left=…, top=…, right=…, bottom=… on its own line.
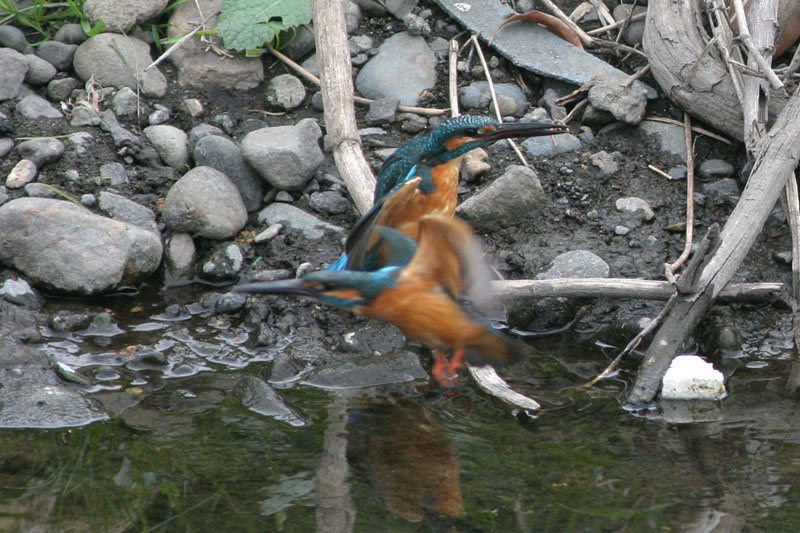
left=0, top=278, right=41, bottom=309
left=302, top=350, right=428, bottom=389
left=201, top=243, right=245, bottom=281
left=0, top=382, right=109, bottom=429
left=232, top=375, right=307, bottom=426
left=215, top=291, right=247, bottom=314
left=165, top=232, right=196, bottom=276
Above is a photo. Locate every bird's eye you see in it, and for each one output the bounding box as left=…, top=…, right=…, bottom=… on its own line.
left=463, top=128, right=478, bottom=137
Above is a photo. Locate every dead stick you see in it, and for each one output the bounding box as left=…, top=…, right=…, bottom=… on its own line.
left=448, top=39, right=460, bottom=118
left=730, top=0, right=784, bottom=90
left=492, top=278, right=781, bottom=302
left=587, top=12, right=646, bottom=35
left=665, top=112, right=696, bottom=281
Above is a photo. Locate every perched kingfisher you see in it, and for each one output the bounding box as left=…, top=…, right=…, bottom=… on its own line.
left=328, top=115, right=568, bottom=271
left=235, top=215, right=528, bottom=385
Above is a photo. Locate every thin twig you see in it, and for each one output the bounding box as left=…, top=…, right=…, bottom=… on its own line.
left=730, top=0, right=784, bottom=90
left=469, top=35, right=528, bottom=166
left=448, top=39, right=460, bottom=118
left=623, top=63, right=650, bottom=87
left=783, top=44, right=800, bottom=82
left=268, top=46, right=447, bottom=116
left=665, top=113, right=696, bottom=282
left=538, top=0, right=594, bottom=46
left=647, top=164, right=674, bottom=180
left=642, top=117, right=732, bottom=144
left=587, top=12, right=646, bottom=35
left=563, top=98, right=588, bottom=124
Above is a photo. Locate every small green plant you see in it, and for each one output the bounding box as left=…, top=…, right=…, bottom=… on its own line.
left=0, top=0, right=105, bottom=42
left=217, top=0, right=312, bottom=52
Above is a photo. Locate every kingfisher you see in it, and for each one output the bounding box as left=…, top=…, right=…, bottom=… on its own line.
left=328, top=115, right=568, bottom=271
left=235, top=215, right=528, bottom=386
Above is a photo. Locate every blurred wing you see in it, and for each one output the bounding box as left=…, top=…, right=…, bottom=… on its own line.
left=345, top=178, right=424, bottom=271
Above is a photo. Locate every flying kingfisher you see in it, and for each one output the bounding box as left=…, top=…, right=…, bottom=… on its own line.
left=328, top=115, right=568, bottom=271
left=235, top=214, right=528, bottom=386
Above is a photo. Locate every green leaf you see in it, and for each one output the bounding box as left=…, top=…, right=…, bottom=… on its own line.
left=217, top=0, right=312, bottom=51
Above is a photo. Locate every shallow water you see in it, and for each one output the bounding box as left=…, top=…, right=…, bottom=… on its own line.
left=1, top=286, right=799, bottom=531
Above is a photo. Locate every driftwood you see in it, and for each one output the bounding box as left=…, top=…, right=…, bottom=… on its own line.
left=643, top=0, right=789, bottom=141
left=492, top=278, right=781, bottom=302
left=313, top=0, right=375, bottom=215
left=627, top=88, right=800, bottom=405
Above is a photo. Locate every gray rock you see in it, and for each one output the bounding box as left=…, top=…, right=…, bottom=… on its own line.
left=166, top=0, right=264, bottom=90
left=344, top=0, right=362, bottom=32
left=23, top=183, right=60, bottom=199
left=281, top=25, right=316, bottom=60
left=587, top=74, right=647, bottom=125
left=231, top=376, right=307, bottom=426
left=539, top=88, right=567, bottom=121
left=366, top=98, right=400, bottom=125
left=699, top=159, right=734, bottom=179
left=143, top=125, right=189, bottom=168
left=254, top=223, right=283, bottom=243
left=668, top=165, right=688, bottom=180
left=702, top=178, right=740, bottom=202
left=201, top=243, right=244, bottom=281
left=0, top=25, right=27, bottom=51
left=81, top=193, right=96, bottom=206
left=53, top=23, right=87, bottom=44
left=384, top=0, right=417, bottom=18
left=589, top=150, right=620, bottom=176
left=162, top=166, right=248, bottom=239
left=148, top=104, right=170, bottom=125
left=0, top=48, right=28, bottom=101
left=0, top=185, right=7, bottom=205
left=404, top=12, right=431, bottom=36
left=83, top=0, right=169, bottom=30
left=581, top=104, right=615, bottom=128
left=350, top=34, right=373, bottom=54
left=111, top=86, right=144, bottom=116
left=180, top=98, right=204, bottom=117
left=193, top=135, right=264, bottom=212
left=99, top=162, right=129, bottom=186
left=0, top=278, right=41, bottom=309
left=0, top=381, right=109, bottom=429
left=355, top=32, right=437, bottom=106
left=615, top=197, right=655, bottom=221
left=74, top=33, right=167, bottom=97
left=36, top=41, right=78, bottom=71
left=165, top=232, right=195, bottom=276
left=309, top=191, right=351, bottom=215
left=301, top=54, right=319, bottom=78
left=0, top=198, right=162, bottom=295
left=98, top=191, right=159, bottom=234
left=16, top=137, right=65, bottom=168
left=456, top=165, right=547, bottom=228
left=0, top=138, right=13, bottom=158
left=303, top=350, right=427, bottom=389
left=265, top=73, right=306, bottom=111
left=459, top=81, right=528, bottom=116
left=16, top=95, right=63, bottom=119
left=241, top=118, right=324, bottom=191
left=352, top=0, right=387, bottom=16
left=69, top=104, right=101, bottom=127
left=613, top=4, right=647, bottom=46
left=99, top=110, right=141, bottom=147
left=257, top=203, right=345, bottom=240
left=521, top=133, right=581, bottom=157
left=188, top=123, right=226, bottom=153
left=637, top=120, right=686, bottom=158
left=46, top=77, right=80, bottom=102
left=23, top=54, right=57, bottom=86
left=537, top=250, right=610, bottom=279
left=6, top=160, right=37, bottom=189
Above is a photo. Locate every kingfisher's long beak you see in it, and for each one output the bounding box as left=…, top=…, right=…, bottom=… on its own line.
left=233, top=279, right=315, bottom=297
left=479, top=121, right=568, bottom=142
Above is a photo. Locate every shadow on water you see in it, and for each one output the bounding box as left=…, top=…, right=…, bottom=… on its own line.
left=1, top=284, right=800, bottom=531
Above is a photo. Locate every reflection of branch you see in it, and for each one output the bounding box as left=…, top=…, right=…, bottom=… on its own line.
left=315, top=399, right=354, bottom=533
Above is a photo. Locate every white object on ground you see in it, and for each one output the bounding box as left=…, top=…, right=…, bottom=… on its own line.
left=661, top=355, right=727, bottom=400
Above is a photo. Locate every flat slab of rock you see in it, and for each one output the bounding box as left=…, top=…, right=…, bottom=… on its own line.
left=435, top=0, right=631, bottom=86
left=83, top=0, right=168, bottom=30
left=0, top=198, right=163, bottom=295
left=258, top=203, right=344, bottom=240
left=302, top=350, right=428, bottom=389
left=0, top=382, right=109, bottom=428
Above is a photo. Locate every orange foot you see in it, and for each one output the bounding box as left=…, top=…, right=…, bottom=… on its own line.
left=432, top=349, right=466, bottom=387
